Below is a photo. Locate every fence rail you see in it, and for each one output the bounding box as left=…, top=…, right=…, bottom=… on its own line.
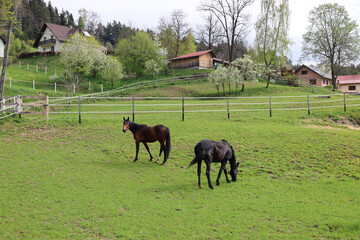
left=2, top=93, right=359, bottom=122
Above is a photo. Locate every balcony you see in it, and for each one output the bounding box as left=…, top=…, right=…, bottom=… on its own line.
left=38, top=39, right=56, bottom=47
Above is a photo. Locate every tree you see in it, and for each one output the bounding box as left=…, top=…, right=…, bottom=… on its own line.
left=60, top=32, right=106, bottom=83
left=145, top=59, right=161, bottom=80
left=196, top=13, right=222, bottom=50
left=232, top=54, right=258, bottom=93
left=102, top=56, right=123, bottom=88
left=78, top=8, right=101, bottom=34
left=115, top=31, right=165, bottom=76
left=77, top=16, right=84, bottom=29
left=157, top=10, right=196, bottom=58
left=0, top=0, right=19, bottom=107
left=208, top=66, right=228, bottom=96
left=255, top=0, right=291, bottom=88
left=301, top=3, right=360, bottom=90
left=198, top=0, right=255, bottom=62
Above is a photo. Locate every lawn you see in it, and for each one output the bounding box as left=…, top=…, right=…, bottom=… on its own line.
left=1, top=60, right=360, bottom=239
left=1, top=107, right=359, bottom=239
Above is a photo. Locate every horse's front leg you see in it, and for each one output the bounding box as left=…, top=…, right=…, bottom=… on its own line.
left=223, top=165, right=231, bottom=183
left=134, top=141, right=140, bottom=162
left=143, top=142, right=153, bottom=161
left=216, top=161, right=227, bottom=186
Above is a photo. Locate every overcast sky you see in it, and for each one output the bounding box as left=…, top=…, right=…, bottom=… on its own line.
left=48, top=0, right=360, bottom=64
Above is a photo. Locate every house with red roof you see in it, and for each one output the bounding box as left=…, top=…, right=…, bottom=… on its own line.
left=33, top=23, right=90, bottom=53
left=294, top=65, right=332, bottom=87
left=337, top=75, right=360, bottom=93
left=169, top=50, right=217, bottom=69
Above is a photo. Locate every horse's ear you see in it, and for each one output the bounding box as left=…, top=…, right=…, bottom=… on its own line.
left=123, top=117, right=125, bottom=121
left=127, top=117, right=129, bottom=121
left=236, top=162, right=239, bottom=167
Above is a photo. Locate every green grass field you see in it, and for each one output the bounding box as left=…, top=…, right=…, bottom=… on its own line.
left=1, top=57, right=360, bottom=239
left=1, top=103, right=360, bottom=239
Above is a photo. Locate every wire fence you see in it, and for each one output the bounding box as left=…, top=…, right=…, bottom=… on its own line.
left=48, top=93, right=360, bottom=123
left=2, top=93, right=359, bottom=122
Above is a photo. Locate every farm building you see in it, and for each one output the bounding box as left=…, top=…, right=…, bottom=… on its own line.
left=169, top=50, right=216, bottom=69
left=294, top=65, right=332, bottom=87
left=33, top=22, right=90, bottom=53
left=0, top=35, right=5, bottom=58
left=337, top=75, right=360, bottom=93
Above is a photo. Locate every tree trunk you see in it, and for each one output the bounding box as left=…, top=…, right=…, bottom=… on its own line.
left=0, top=21, right=12, bottom=108
left=241, top=83, right=245, bottom=92
left=266, top=73, right=271, bottom=89
left=222, top=84, right=225, bottom=96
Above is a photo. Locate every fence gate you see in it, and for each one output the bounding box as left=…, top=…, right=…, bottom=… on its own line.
left=0, top=95, right=49, bottom=121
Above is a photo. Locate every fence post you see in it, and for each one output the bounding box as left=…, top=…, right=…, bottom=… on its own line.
left=182, top=97, right=184, bottom=121
left=307, top=95, right=310, bottom=115
left=45, top=96, right=49, bottom=122
left=17, top=95, right=22, bottom=118
left=343, top=93, right=346, bottom=112
left=36, top=65, right=38, bottom=73
left=227, top=97, right=230, bottom=119
left=33, top=80, right=35, bottom=90
left=73, top=84, right=76, bottom=94
left=45, top=66, right=47, bottom=75
left=101, top=84, right=103, bottom=93
left=78, top=96, right=81, bottom=124
left=132, top=97, right=135, bottom=121
left=27, top=63, right=29, bottom=71
left=9, top=77, right=11, bottom=88
left=89, top=81, right=91, bottom=90
left=55, top=82, right=57, bottom=92
left=269, top=96, right=272, bottom=117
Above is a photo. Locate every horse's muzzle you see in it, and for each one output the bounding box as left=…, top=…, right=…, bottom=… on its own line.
left=122, top=129, right=126, bottom=133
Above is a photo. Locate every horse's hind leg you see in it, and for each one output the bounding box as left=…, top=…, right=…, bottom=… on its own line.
left=156, top=142, right=165, bottom=163
left=216, top=161, right=228, bottom=185
left=197, top=160, right=202, bottom=189
left=143, top=142, right=153, bottom=161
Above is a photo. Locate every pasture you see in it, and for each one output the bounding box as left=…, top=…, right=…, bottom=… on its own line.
left=1, top=106, right=360, bottom=239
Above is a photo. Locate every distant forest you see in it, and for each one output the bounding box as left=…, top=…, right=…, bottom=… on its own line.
left=14, top=0, right=141, bottom=49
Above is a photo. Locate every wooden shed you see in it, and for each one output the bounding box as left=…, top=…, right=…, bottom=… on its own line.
left=169, top=50, right=216, bottom=69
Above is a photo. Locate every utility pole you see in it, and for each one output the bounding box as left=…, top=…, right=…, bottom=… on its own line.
left=0, top=21, right=12, bottom=108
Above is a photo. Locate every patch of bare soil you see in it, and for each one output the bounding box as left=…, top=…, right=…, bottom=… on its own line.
left=303, top=118, right=360, bottom=131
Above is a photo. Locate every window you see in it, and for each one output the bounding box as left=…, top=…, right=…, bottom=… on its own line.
left=51, top=35, right=54, bottom=39
left=301, top=70, right=308, bottom=75
left=349, top=86, right=356, bottom=91
left=310, top=79, right=316, bottom=85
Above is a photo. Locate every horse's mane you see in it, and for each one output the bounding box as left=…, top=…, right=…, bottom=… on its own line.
left=129, top=121, right=148, bottom=131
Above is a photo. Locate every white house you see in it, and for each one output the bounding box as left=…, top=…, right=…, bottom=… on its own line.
left=0, top=35, right=5, bottom=58
left=33, top=22, right=90, bottom=53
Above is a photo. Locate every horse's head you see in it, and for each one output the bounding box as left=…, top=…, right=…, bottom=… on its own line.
left=229, top=146, right=239, bottom=182
left=122, top=117, right=130, bottom=132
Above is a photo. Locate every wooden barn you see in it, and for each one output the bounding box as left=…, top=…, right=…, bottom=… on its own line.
left=169, top=50, right=216, bottom=69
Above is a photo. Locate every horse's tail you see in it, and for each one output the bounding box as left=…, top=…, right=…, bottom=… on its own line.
left=164, top=127, right=171, bottom=160
left=189, top=153, right=204, bottom=167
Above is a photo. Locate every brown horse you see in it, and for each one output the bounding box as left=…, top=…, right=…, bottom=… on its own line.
left=122, top=117, right=171, bottom=164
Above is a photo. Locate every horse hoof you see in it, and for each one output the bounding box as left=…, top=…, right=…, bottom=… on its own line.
left=133, top=159, right=138, bottom=162
left=216, top=182, right=220, bottom=186
left=209, top=186, right=214, bottom=190
left=198, top=185, right=202, bottom=189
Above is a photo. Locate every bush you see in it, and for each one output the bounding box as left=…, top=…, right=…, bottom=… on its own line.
left=18, top=51, right=59, bottom=59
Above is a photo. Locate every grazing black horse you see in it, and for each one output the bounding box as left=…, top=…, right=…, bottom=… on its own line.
left=122, top=117, right=171, bottom=164
left=189, top=139, right=239, bottom=189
